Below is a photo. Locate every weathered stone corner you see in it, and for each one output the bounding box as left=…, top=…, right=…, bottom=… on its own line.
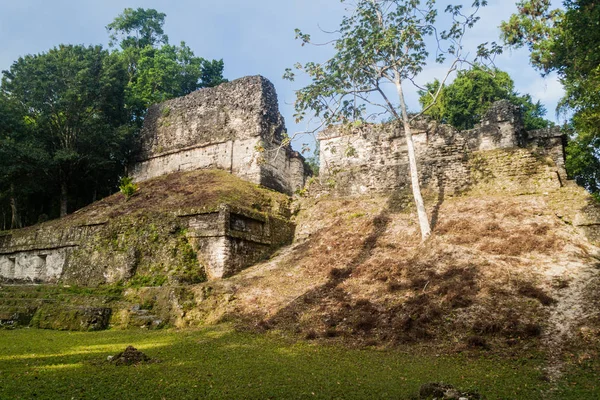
left=184, top=204, right=294, bottom=279
left=131, top=75, right=307, bottom=195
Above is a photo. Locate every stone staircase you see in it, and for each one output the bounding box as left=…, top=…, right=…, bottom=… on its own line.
left=0, top=284, right=118, bottom=330
left=0, top=284, right=170, bottom=331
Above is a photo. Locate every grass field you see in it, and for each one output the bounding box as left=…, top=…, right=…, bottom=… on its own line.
left=1, top=326, right=597, bottom=399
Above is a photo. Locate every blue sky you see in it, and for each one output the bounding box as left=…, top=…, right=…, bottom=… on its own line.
left=0, top=0, right=564, bottom=153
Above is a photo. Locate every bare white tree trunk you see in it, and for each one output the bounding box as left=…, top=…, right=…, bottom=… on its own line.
left=395, top=79, right=431, bottom=241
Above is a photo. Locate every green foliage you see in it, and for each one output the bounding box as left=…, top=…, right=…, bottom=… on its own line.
left=106, top=8, right=168, bottom=50
left=107, top=8, right=228, bottom=122
left=119, top=176, right=138, bottom=200
left=566, top=125, right=600, bottom=193
left=200, top=59, right=228, bottom=88
left=170, top=236, right=205, bottom=284
left=0, top=8, right=228, bottom=227
left=285, top=0, right=500, bottom=240
left=0, top=93, right=49, bottom=228
left=125, top=42, right=227, bottom=114
left=2, top=327, right=595, bottom=399
left=500, top=0, right=564, bottom=73
left=501, top=1, right=600, bottom=192
left=286, top=0, right=500, bottom=126
left=418, top=65, right=553, bottom=130
left=1, top=44, right=129, bottom=218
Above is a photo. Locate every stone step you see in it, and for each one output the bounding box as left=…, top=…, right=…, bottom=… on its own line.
left=0, top=305, right=38, bottom=328
left=126, top=304, right=165, bottom=329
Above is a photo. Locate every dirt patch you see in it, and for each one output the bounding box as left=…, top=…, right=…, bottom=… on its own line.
left=109, top=346, right=156, bottom=366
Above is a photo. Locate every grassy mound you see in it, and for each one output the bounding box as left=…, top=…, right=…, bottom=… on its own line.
left=1, top=169, right=293, bottom=287
left=35, top=169, right=290, bottom=230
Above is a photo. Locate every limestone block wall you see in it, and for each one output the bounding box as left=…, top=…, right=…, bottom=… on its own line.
left=526, top=126, right=567, bottom=181
left=0, top=204, right=295, bottom=284
left=463, top=100, right=526, bottom=151
left=319, top=121, right=470, bottom=195
left=319, top=100, right=566, bottom=195
left=186, top=205, right=294, bottom=279
left=0, top=225, right=97, bottom=283
left=0, top=249, right=70, bottom=282
left=131, top=76, right=306, bottom=194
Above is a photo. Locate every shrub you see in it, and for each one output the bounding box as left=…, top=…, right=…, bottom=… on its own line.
left=119, top=176, right=139, bottom=200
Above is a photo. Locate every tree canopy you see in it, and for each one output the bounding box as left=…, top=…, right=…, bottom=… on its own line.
left=0, top=8, right=227, bottom=227
left=1, top=44, right=129, bottom=218
left=286, top=0, right=500, bottom=240
left=419, top=65, right=552, bottom=131
left=107, top=8, right=227, bottom=122
left=107, top=8, right=169, bottom=50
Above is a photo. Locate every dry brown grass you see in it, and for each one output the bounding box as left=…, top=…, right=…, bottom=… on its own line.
left=264, top=195, right=569, bottom=347
left=435, top=199, right=563, bottom=257
left=179, top=190, right=591, bottom=353
left=19, top=169, right=291, bottom=233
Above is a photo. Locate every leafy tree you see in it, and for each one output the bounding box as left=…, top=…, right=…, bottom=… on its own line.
left=200, top=59, right=228, bottom=89
left=513, top=93, right=551, bottom=131
left=1, top=45, right=129, bottom=217
left=501, top=0, right=600, bottom=192
left=285, top=0, right=500, bottom=241
left=107, top=8, right=168, bottom=50
left=129, top=43, right=226, bottom=109
left=0, top=8, right=228, bottom=228
left=0, top=94, right=49, bottom=228
left=107, top=8, right=227, bottom=122
left=419, top=65, right=552, bottom=130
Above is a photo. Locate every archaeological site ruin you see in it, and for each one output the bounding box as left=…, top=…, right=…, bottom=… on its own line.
left=0, top=77, right=305, bottom=293
left=1, top=75, right=599, bottom=331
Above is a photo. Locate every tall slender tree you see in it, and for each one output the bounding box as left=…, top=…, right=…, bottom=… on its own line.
left=285, top=0, right=500, bottom=241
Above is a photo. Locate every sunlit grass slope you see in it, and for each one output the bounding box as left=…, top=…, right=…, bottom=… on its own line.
left=0, top=326, right=597, bottom=399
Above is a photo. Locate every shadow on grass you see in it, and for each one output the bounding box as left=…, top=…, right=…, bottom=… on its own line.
left=265, top=195, right=393, bottom=332
left=0, top=327, right=556, bottom=400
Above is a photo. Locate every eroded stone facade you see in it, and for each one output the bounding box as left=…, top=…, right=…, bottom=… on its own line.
left=319, top=100, right=567, bottom=195
left=183, top=205, right=293, bottom=279
left=0, top=76, right=306, bottom=285
left=0, top=205, right=294, bottom=284
left=131, top=76, right=307, bottom=195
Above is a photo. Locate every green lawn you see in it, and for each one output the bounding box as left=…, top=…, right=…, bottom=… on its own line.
left=0, top=327, right=596, bottom=399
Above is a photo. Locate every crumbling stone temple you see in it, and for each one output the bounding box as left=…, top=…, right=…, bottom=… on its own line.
left=131, top=75, right=306, bottom=195
left=0, top=76, right=307, bottom=284
left=0, top=78, right=587, bottom=288
left=319, top=100, right=567, bottom=196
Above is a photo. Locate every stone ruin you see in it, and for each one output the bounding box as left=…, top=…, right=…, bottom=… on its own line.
left=319, top=100, right=567, bottom=195
left=131, top=75, right=306, bottom=195
left=0, top=77, right=594, bottom=288
left=0, top=76, right=306, bottom=284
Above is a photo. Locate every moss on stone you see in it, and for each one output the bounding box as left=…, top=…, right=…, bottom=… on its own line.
left=31, top=304, right=112, bottom=331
